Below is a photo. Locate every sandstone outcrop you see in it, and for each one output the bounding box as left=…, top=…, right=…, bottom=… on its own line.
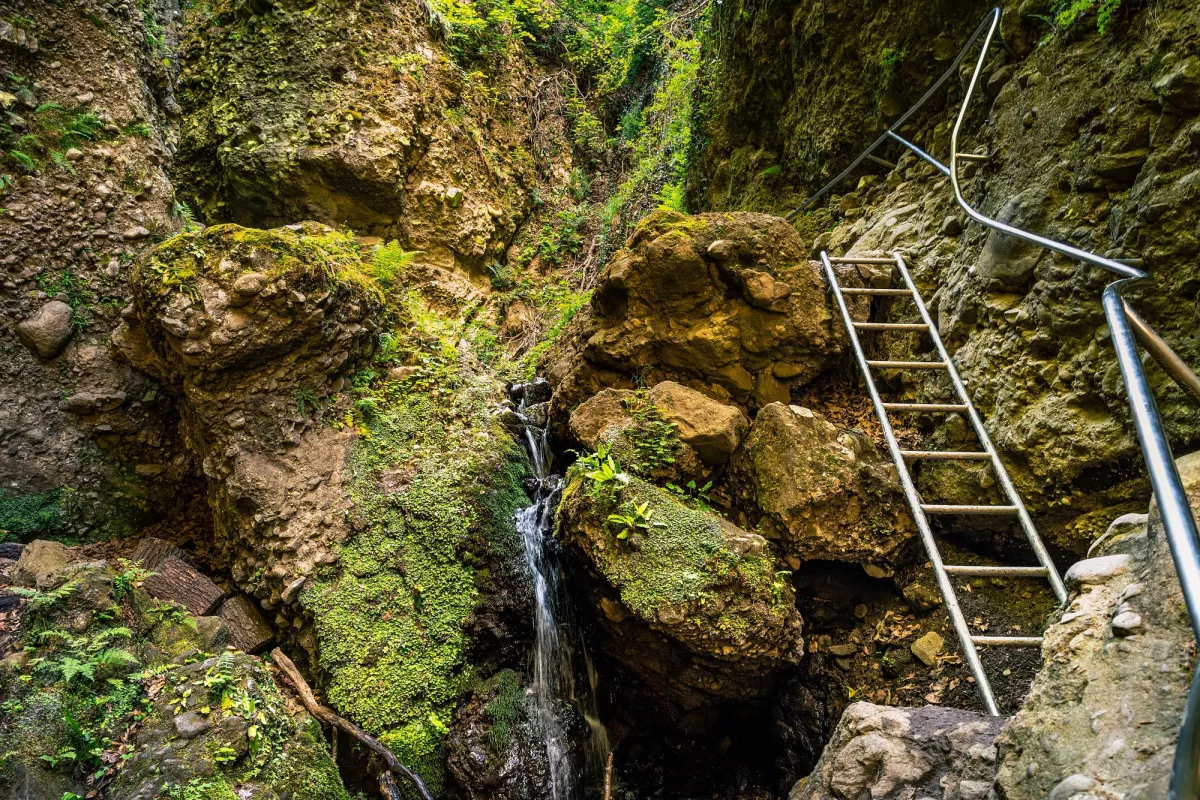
left=545, top=211, right=842, bottom=425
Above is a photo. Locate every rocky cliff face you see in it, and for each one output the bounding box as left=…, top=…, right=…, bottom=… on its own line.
left=2, top=0, right=1199, bottom=798
left=0, top=0, right=188, bottom=539
left=692, top=0, right=1200, bottom=551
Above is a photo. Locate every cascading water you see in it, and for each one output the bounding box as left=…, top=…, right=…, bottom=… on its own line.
left=510, top=380, right=610, bottom=800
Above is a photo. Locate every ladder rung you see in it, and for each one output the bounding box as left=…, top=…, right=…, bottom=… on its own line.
left=921, top=504, right=1019, bottom=516
left=852, top=322, right=928, bottom=332
left=944, top=565, right=1049, bottom=577
left=970, top=635, right=1043, bottom=647
left=840, top=288, right=913, bottom=296
left=882, top=403, right=969, bottom=412
left=867, top=360, right=948, bottom=370
left=828, top=256, right=896, bottom=264
left=955, top=152, right=990, bottom=162
left=900, top=450, right=991, bottom=461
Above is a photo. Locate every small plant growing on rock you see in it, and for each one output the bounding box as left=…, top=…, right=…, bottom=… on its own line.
left=580, top=444, right=629, bottom=490
left=665, top=479, right=713, bottom=511
left=113, top=558, right=153, bottom=601
left=607, top=501, right=662, bottom=541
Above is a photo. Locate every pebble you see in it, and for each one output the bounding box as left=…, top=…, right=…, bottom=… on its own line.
left=1111, top=610, right=1143, bottom=636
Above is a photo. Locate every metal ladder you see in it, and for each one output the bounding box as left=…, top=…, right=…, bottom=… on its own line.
left=821, top=250, right=1068, bottom=716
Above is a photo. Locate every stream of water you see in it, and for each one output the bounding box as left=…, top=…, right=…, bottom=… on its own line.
left=511, top=380, right=610, bottom=800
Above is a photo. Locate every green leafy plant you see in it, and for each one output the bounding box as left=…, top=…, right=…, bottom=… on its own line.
left=113, top=558, right=153, bottom=601
left=579, top=444, right=630, bottom=488
left=622, top=394, right=680, bottom=472
left=369, top=241, right=422, bottom=287
left=296, top=388, right=320, bottom=419
left=1039, top=0, right=1123, bottom=39
left=10, top=581, right=78, bottom=614
left=606, top=500, right=663, bottom=540
left=665, top=479, right=713, bottom=511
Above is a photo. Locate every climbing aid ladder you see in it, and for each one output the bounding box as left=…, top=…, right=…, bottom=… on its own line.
left=821, top=251, right=1068, bottom=716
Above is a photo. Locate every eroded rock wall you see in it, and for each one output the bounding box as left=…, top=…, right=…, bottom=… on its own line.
left=694, top=0, right=1200, bottom=550
left=0, top=0, right=189, bottom=538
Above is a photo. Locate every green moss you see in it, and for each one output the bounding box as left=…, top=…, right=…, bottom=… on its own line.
left=482, top=669, right=523, bottom=754
left=562, top=474, right=776, bottom=622
left=302, top=384, right=528, bottom=796
left=0, top=488, right=68, bottom=541
left=139, top=223, right=383, bottom=305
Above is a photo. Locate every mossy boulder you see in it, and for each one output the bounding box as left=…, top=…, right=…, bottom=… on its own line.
left=728, top=403, right=915, bottom=571
left=0, top=557, right=346, bottom=800
left=556, top=471, right=803, bottom=713
left=300, top=386, right=533, bottom=796
left=115, top=222, right=380, bottom=607
left=175, top=0, right=545, bottom=279
left=544, top=211, right=841, bottom=429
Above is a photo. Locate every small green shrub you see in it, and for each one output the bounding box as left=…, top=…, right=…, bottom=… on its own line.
left=369, top=241, right=422, bottom=287
left=606, top=500, right=662, bottom=540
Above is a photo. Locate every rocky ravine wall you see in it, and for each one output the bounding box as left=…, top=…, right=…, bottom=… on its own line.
left=693, top=0, right=1200, bottom=550
left=0, top=0, right=190, bottom=538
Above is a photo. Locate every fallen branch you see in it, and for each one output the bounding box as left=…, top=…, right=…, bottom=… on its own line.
left=271, top=648, right=434, bottom=800
left=603, top=751, right=614, bottom=800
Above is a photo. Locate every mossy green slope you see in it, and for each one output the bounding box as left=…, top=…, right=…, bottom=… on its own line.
left=302, top=383, right=528, bottom=795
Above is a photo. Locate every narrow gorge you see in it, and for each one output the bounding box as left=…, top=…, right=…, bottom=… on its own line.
left=1, top=1, right=1198, bottom=799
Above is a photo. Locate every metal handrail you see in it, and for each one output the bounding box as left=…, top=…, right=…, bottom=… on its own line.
left=794, top=7, right=1200, bottom=795
left=947, top=10, right=1200, bottom=798
left=784, top=11, right=1000, bottom=219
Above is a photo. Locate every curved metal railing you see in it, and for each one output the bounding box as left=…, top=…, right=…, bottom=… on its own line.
left=792, top=8, right=1200, bottom=797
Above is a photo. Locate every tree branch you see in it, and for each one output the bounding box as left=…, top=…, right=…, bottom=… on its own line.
left=271, top=648, right=435, bottom=800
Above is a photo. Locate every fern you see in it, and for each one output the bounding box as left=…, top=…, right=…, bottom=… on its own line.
left=11, top=581, right=78, bottom=612
left=369, top=241, right=422, bottom=286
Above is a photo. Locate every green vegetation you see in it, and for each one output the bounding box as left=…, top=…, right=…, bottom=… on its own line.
left=0, top=98, right=102, bottom=174
left=481, top=669, right=524, bottom=754
left=0, top=488, right=69, bottom=542
left=1040, top=0, right=1124, bottom=38
left=606, top=500, right=660, bottom=540
left=620, top=393, right=680, bottom=473
left=304, top=378, right=530, bottom=794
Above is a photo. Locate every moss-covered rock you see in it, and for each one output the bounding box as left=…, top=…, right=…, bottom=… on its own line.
left=175, top=0, right=549, bottom=279
left=115, top=222, right=380, bottom=607
left=0, top=556, right=347, bottom=800
left=300, top=381, right=532, bottom=795
left=556, top=470, right=803, bottom=713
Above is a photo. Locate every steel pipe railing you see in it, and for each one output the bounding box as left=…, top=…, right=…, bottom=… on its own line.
left=794, top=7, right=1200, bottom=795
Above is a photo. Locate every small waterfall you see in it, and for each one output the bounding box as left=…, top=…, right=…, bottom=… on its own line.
left=510, top=380, right=610, bottom=800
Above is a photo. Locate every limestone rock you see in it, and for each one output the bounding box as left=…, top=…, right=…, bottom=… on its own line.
left=789, top=703, right=1005, bottom=800
left=16, top=301, right=74, bottom=359
left=545, top=211, right=841, bottom=426
left=728, top=403, right=914, bottom=566
left=992, top=451, right=1200, bottom=798
left=647, top=381, right=749, bottom=465
left=12, top=539, right=71, bottom=589
left=910, top=630, right=944, bottom=666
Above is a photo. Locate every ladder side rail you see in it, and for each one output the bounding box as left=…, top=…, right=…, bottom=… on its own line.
left=819, top=252, right=1001, bottom=716
left=892, top=255, right=1068, bottom=603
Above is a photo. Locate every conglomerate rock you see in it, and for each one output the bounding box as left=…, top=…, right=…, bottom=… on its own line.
left=0, top=0, right=189, bottom=537
left=991, top=451, right=1200, bottom=799
left=545, top=210, right=842, bottom=424
left=115, top=222, right=381, bottom=609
